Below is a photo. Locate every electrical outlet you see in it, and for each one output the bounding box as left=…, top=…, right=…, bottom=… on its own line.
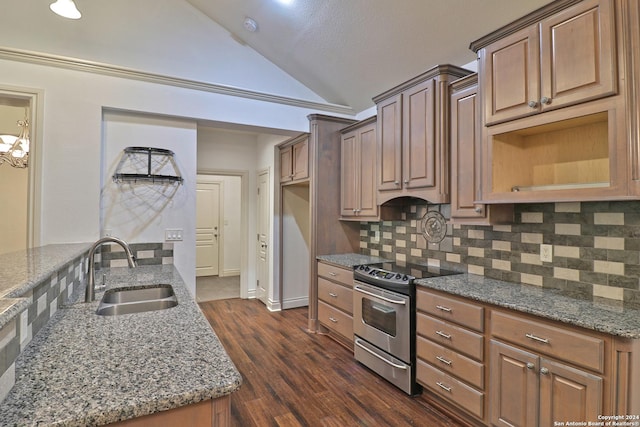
left=540, top=244, right=553, bottom=262
left=165, top=229, right=183, bottom=241
left=103, top=229, right=113, bottom=237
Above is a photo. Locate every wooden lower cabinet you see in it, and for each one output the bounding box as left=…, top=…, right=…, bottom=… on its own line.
left=317, top=261, right=354, bottom=347
left=416, top=287, right=638, bottom=427
left=490, top=339, right=603, bottom=427
left=109, top=395, right=231, bottom=426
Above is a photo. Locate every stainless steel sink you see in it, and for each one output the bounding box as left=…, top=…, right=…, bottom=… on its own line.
left=97, top=284, right=178, bottom=316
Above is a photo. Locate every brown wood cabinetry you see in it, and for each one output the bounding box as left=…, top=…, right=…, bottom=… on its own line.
left=373, top=65, right=472, bottom=205
left=478, top=0, right=616, bottom=126
left=471, top=0, right=640, bottom=203
left=340, top=117, right=378, bottom=220
left=490, top=311, right=605, bottom=427
left=449, top=74, right=513, bottom=224
left=110, top=395, right=230, bottom=427
left=416, top=286, right=639, bottom=427
left=416, top=288, right=486, bottom=422
left=279, top=134, right=309, bottom=183
left=317, top=261, right=354, bottom=347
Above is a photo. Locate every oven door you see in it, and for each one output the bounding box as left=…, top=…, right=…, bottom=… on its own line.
left=353, top=281, right=410, bottom=363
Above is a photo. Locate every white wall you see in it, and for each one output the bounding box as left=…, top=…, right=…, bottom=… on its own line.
left=102, top=111, right=197, bottom=292
left=0, top=0, right=326, bottom=105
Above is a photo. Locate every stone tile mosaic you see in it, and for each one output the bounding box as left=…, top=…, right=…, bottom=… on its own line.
left=360, top=200, right=640, bottom=302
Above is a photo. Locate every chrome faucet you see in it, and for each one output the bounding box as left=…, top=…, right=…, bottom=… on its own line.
left=85, top=236, right=137, bottom=302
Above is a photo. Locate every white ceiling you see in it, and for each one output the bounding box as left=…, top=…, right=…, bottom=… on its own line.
left=186, top=0, right=551, bottom=112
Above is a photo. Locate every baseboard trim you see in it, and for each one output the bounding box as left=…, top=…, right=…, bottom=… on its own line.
left=282, top=296, right=309, bottom=310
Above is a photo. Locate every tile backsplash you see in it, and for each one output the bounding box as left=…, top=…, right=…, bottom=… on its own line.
left=360, top=201, right=640, bottom=303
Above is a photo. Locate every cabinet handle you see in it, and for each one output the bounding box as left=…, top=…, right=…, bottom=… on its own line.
left=436, top=382, right=452, bottom=392
left=540, top=96, right=552, bottom=105
left=329, top=272, right=337, bottom=277
left=474, top=206, right=482, bottom=213
left=403, top=179, right=409, bottom=184
left=328, top=292, right=338, bottom=298
left=352, top=209, right=357, bottom=213
left=394, top=181, right=400, bottom=186
left=435, top=305, right=452, bottom=313
left=436, top=356, right=452, bottom=366
left=436, top=330, right=452, bottom=340
left=329, top=317, right=338, bottom=323
left=525, top=333, right=549, bottom=344
left=528, top=100, right=539, bottom=108
left=540, top=367, right=549, bottom=375
left=526, top=362, right=535, bottom=370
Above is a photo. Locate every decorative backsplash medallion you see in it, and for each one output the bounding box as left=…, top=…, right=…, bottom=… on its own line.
left=360, top=201, right=640, bottom=303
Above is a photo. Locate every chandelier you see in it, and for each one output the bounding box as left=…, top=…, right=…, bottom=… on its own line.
left=0, top=117, right=29, bottom=168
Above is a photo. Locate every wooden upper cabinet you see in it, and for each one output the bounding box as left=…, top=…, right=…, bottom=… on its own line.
left=450, top=75, right=513, bottom=224
left=292, top=138, right=309, bottom=181
left=279, top=135, right=309, bottom=184
left=373, top=65, right=472, bottom=205
left=340, top=117, right=378, bottom=220
left=376, top=94, right=402, bottom=192
left=482, top=25, right=540, bottom=125
left=480, top=0, right=616, bottom=126
left=540, top=0, right=616, bottom=112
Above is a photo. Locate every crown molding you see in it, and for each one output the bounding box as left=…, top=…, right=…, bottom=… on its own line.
left=0, top=46, right=355, bottom=116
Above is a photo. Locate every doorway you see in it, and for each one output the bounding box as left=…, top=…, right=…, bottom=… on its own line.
left=195, top=173, right=243, bottom=301
left=0, top=86, right=42, bottom=254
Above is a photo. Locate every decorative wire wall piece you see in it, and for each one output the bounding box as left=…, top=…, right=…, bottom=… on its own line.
left=112, top=147, right=183, bottom=184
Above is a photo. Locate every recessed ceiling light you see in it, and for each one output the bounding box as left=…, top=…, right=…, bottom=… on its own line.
left=276, top=0, right=294, bottom=5
left=243, top=17, right=258, bottom=32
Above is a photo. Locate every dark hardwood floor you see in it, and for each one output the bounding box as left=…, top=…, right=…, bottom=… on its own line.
left=199, top=299, right=464, bottom=427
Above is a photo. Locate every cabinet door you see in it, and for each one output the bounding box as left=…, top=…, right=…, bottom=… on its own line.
left=481, top=25, right=540, bottom=125
left=292, top=139, right=309, bottom=181
left=539, top=358, right=603, bottom=426
left=357, top=123, right=377, bottom=218
left=540, top=0, right=616, bottom=112
left=376, top=94, right=402, bottom=191
left=451, top=83, right=485, bottom=220
left=402, top=78, right=435, bottom=189
left=340, top=131, right=358, bottom=217
left=490, top=340, right=539, bottom=427
left=279, top=146, right=293, bottom=182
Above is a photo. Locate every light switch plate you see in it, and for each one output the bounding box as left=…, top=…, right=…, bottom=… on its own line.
left=165, top=229, right=183, bottom=241
left=540, top=244, right=553, bottom=262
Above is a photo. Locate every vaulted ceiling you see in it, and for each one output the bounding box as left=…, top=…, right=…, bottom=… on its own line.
left=186, top=0, right=551, bottom=112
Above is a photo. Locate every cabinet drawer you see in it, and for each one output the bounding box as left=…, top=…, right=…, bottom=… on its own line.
left=417, top=313, right=484, bottom=361
left=318, top=277, right=353, bottom=315
left=416, top=336, right=484, bottom=390
left=417, top=289, right=484, bottom=332
left=318, top=301, right=353, bottom=341
left=417, top=359, right=484, bottom=419
left=317, top=262, right=352, bottom=287
left=491, top=310, right=605, bottom=372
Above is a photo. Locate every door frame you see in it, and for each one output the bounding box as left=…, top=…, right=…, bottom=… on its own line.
left=0, top=85, right=44, bottom=249
left=196, top=169, right=249, bottom=299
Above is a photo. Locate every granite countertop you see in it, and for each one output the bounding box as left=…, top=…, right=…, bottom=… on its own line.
left=0, top=244, right=90, bottom=329
left=0, top=265, right=242, bottom=426
left=317, top=253, right=390, bottom=268
left=416, top=273, right=640, bottom=339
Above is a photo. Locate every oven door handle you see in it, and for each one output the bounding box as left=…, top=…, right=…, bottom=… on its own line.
left=354, top=285, right=407, bottom=305
left=355, top=338, right=408, bottom=370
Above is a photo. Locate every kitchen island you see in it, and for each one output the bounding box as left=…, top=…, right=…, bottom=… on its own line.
left=0, top=256, right=241, bottom=426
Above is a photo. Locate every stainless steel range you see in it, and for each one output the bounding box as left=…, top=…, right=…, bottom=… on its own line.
left=353, top=262, right=459, bottom=395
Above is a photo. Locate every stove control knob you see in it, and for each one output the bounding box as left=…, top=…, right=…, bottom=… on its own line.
left=364, top=265, right=370, bottom=271
left=395, top=273, right=402, bottom=279
left=402, top=275, right=409, bottom=282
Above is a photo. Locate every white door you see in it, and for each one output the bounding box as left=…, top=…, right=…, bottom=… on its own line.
left=256, top=169, right=270, bottom=304
left=196, top=179, right=221, bottom=277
